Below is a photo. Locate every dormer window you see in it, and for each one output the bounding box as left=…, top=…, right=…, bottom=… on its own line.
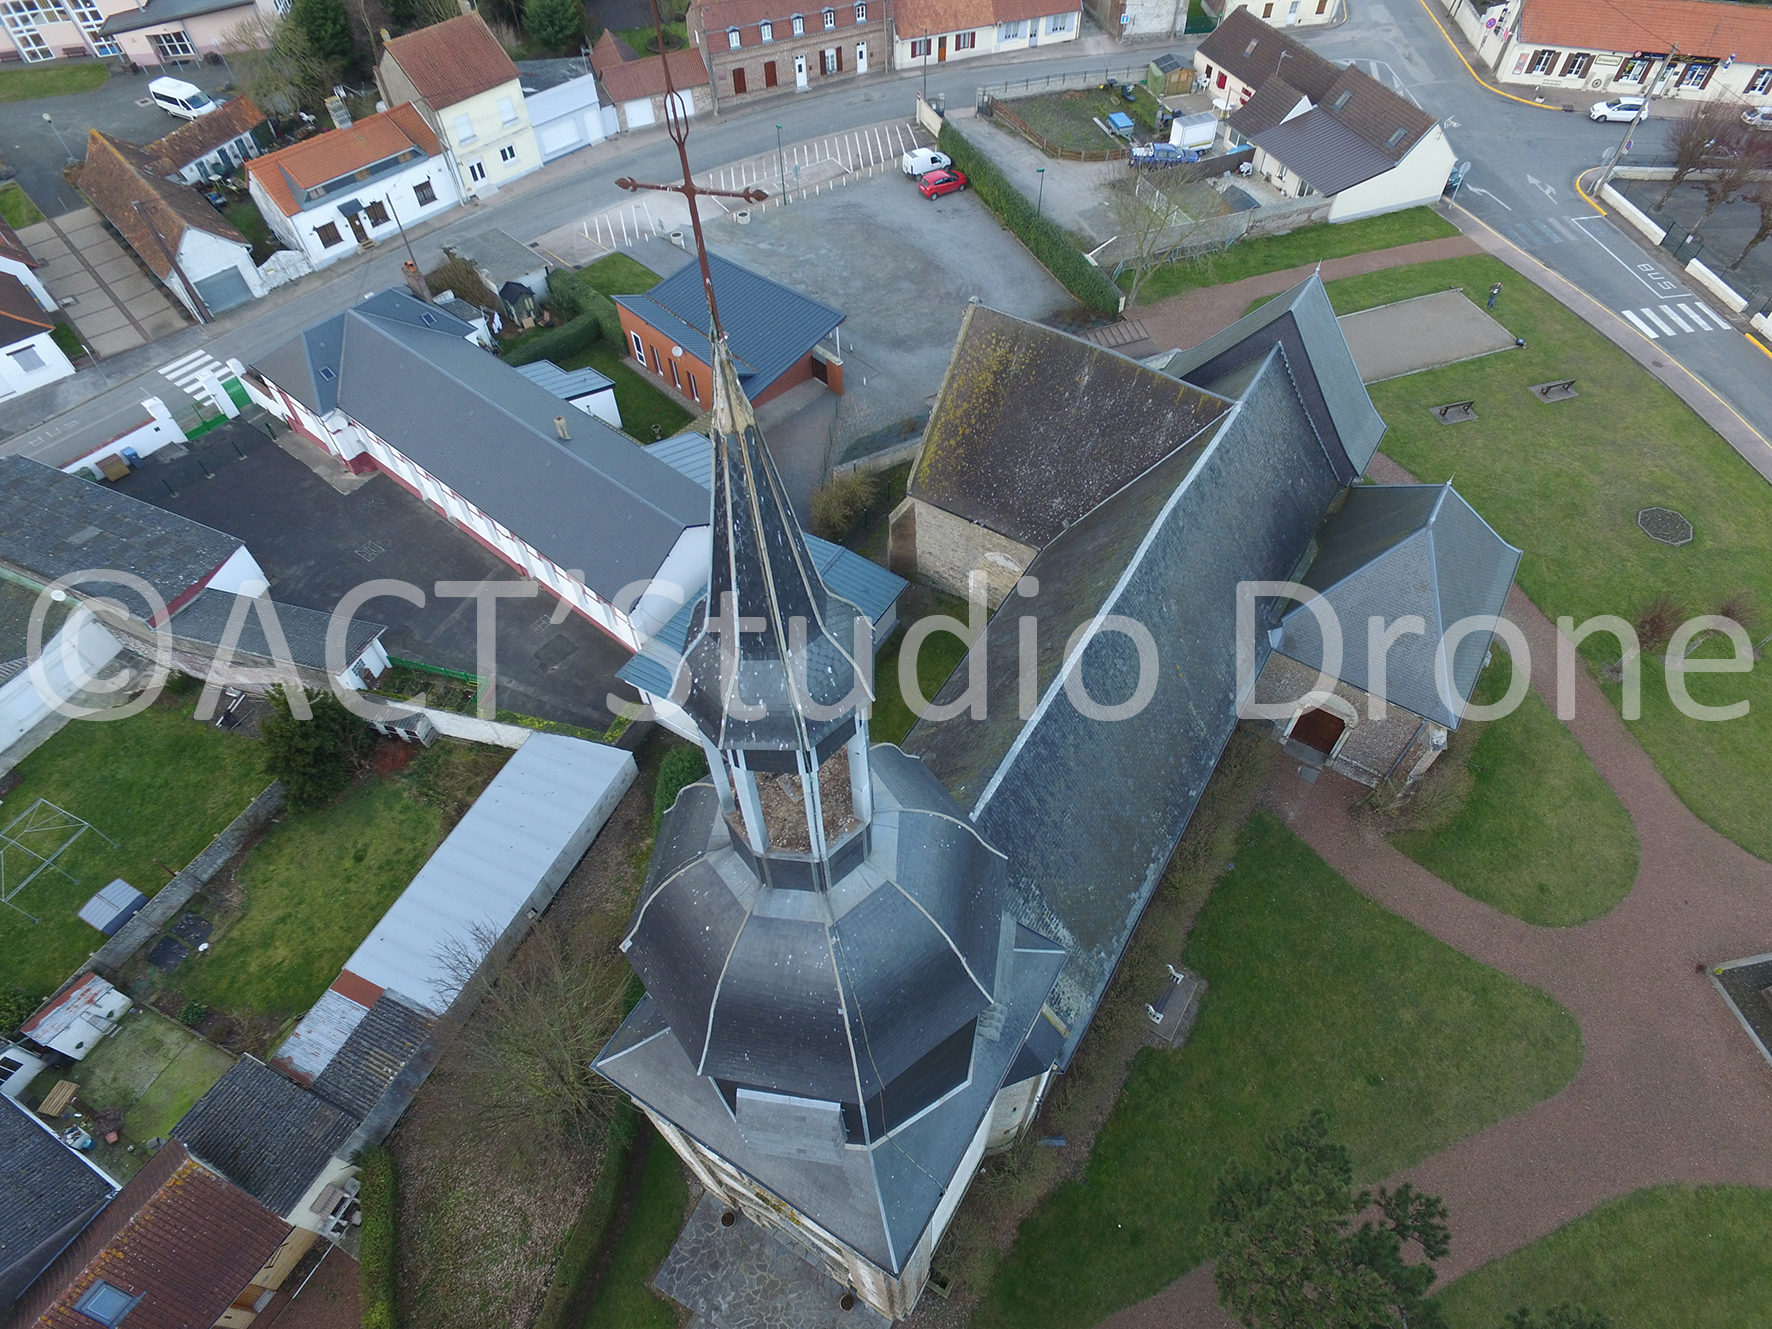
left=823, top=7, right=835, bottom=27
left=728, top=26, right=740, bottom=47
left=855, top=1, right=865, bottom=18
left=791, top=13, right=805, bottom=34
left=760, top=20, right=773, bottom=40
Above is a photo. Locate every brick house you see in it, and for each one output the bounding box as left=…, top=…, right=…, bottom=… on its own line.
left=688, top=0, right=889, bottom=104
left=590, top=31, right=714, bottom=132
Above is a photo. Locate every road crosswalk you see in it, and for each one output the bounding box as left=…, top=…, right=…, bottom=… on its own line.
left=1503, top=216, right=1580, bottom=249
left=1619, top=300, right=1734, bottom=339
left=159, top=348, right=229, bottom=406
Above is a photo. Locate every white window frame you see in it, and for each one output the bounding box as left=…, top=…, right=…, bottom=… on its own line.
left=953, top=30, right=975, bottom=49
left=727, top=26, right=740, bottom=47
left=467, top=159, right=487, bottom=183
left=630, top=330, right=645, bottom=359
left=1680, top=60, right=1715, bottom=89
left=822, top=7, right=834, bottom=28
left=499, top=143, right=517, bottom=163
left=150, top=28, right=196, bottom=60
left=854, top=1, right=865, bottom=18
left=760, top=20, right=772, bottom=40
left=497, top=95, right=518, bottom=126
left=791, top=13, right=804, bottom=34
left=1752, top=67, right=1772, bottom=95
left=909, top=36, right=930, bottom=56
left=1046, top=11, right=1072, bottom=32
left=453, top=113, right=477, bottom=144
left=1528, top=48, right=1555, bottom=75
left=9, top=345, right=46, bottom=374
left=1560, top=51, right=1589, bottom=78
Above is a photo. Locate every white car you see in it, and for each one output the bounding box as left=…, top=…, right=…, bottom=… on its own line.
left=1744, top=106, right=1772, bottom=129
left=900, top=148, right=953, bottom=177
left=1590, top=96, right=1648, bottom=124
left=149, top=76, right=218, bottom=120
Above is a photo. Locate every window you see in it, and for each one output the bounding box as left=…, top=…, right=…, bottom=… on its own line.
left=733, top=66, right=747, bottom=92
left=764, top=58, right=777, bottom=84
left=1331, top=88, right=1352, bottom=109
left=499, top=143, right=518, bottom=163
left=631, top=330, right=645, bottom=359
left=670, top=360, right=680, bottom=389
left=497, top=95, right=518, bottom=125
left=366, top=200, right=389, bottom=225
left=760, top=20, right=772, bottom=40
left=1618, top=55, right=1653, bottom=82
left=823, top=7, right=834, bottom=27
left=953, top=29, right=975, bottom=48
left=453, top=113, right=476, bottom=144
left=1216, top=69, right=1227, bottom=88
left=728, top=26, right=740, bottom=47
left=1561, top=51, right=1590, bottom=78
left=1244, top=38, right=1257, bottom=56
left=855, top=2, right=865, bottom=18
left=72, top=1281, right=141, bottom=1328
left=9, top=345, right=45, bottom=373
left=1316, top=0, right=1327, bottom=11
left=1752, top=67, right=1772, bottom=94
left=689, top=372, right=699, bottom=400
left=791, top=13, right=804, bottom=34
left=413, top=179, right=437, bottom=205
left=1681, top=60, right=1716, bottom=89
left=1261, top=2, right=1272, bottom=16
left=1528, top=48, right=1555, bottom=75
left=150, top=29, right=195, bottom=60
left=910, top=36, right=930, bottom=56
left=1000, top=19, right=1024, bottom=38
left=1046, top=12, right=1072, bottom=32
left=1386, top=126, right=1408, bottom=147
left=467, top=160, right=487, bottom=182
left=64, top=0, right=118, bottom=55
left=316, top=221, right=343, bottom=247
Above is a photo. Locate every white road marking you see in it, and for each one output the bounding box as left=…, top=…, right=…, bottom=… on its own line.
left=1689, top=300, right=1732, bottom=329
left=1640, top=306, right=1678, bottom=335
left=1621, top=309, right=1660, bottom=338
left=1659, top=304, right=1695, bottom=332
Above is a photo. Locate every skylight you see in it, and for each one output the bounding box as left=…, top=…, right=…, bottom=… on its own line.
left=1332, top=89, right=1353, bottom=110
left=73, top=1281, right=142, bottom=1327
left=422, top=312, right=438, bottom=326
left=1386, top=126, right=1408, bottom=147
left=1244, top=39, right=1258, bottom=55
left=319, top=365, right=336, bottom=381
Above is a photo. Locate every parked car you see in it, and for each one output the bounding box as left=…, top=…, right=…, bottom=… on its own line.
left=900, top=147, right=953, bottom=177
left=1590, top=96, right=1648, bottom=123
left=917, top=168, right=968, bottom=199
left=1744, top=106, right=1772, bottom=129
left=1130, top=141, right=1200, bottom=169
left=149, top=77, right=217, bottom=120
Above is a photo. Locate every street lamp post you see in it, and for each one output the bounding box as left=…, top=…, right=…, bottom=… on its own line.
left=776, top=123, right=787, bottom=205
left=1036, top=167, right=1046, bottom=217
left=42, top=113, right=74, bottom=165
left=922, top=29, right=929, bottom=104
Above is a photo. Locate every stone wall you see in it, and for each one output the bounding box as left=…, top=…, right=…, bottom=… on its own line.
left=1253, top=652, right=1439, bottom=786
left=891, top=497, right=1036, bottom=609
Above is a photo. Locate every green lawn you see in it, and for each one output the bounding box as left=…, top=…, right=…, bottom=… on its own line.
left=577, top=251, right=661, bottom=298
left=1005, top=84, right=1160, bottom=151
left=49, top=320, right=83, bottom=358
left=583, top=1133, right=689, bottom=1329
left=178, top=743, right=508, bottom=1018
left=869, top=592, right=971, bottom=747
left=1130, top=206, right=1460, bottom=305
left=1326, top=256, right=1772, bottom=863
left=1435, top=1185, right=1772, bottom=1329
left=0, top=62, right=107, bottom=102
left=0, top=182, right=45, bottom=228
left=558, top=341, right=692, bottom=442
left=975, top=812, right=1582, bottom=1329
left=1390, top=657, right=1640, bottom=926
left=0, top=699, right=264, bottom=999
left=615, top=20, right=687, bottom=54
left=221, top=198, right=278, bottom=264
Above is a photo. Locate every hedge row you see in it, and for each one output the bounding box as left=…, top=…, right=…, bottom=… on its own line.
left=937, top=121, right=1123, bottom=315
left=503, top=273, right=625, bottom=368
left=358, top=1147, right=398, bottom=1329
left=531, top=1105, right=640, bottom=1329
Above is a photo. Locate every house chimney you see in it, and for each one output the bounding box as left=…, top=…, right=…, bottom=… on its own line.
left=403, top=260, right=431, bottom=303
left=554, top=415, right=570, bottom=440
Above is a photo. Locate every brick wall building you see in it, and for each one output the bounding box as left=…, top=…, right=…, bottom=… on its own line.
left=688, top=0, right=889, bottom=106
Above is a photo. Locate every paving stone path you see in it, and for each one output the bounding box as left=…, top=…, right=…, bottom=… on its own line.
left=1099, top=493, right=1772, bottom=1326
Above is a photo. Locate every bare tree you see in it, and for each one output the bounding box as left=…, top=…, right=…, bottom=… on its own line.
left=1731, top=185, right=1772, bottom=268
left=222, top=13, right=339, bottom=117
left=437, top=919, right=630, bottom=1159
left=1658, top=98, right=1748, bottom=206
left=1696, top=130, right=1772, bottom=229
left=1107, top=166, right=1206, bottom=306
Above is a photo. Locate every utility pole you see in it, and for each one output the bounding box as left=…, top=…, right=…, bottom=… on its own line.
left=1600, top=44, right=1675, bottom=192
left=1036, top=166, right=1046, bottom=217
left=42, top=113, right=74, bottom=164
left=922, top=29, right=929, bottom=104
left=384, top=193, right=429, bottom=301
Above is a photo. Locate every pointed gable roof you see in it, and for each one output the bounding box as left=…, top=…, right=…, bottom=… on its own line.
left=146, top=95, right=266, bottom=176
left=79, top=131, right=248, bottom=283
left=1196, top=7, right=1340, bottom=100
left=380, top=12, right=520, bottom=109
left=245, top=103, right=439, bottom=218
left=1276, top=483, right=1522, bottom=728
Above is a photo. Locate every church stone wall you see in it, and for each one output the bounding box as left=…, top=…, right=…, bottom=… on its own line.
left=894, top=497, right=1037, bottom=610
left=1254, top=652, right=1436, bottom=786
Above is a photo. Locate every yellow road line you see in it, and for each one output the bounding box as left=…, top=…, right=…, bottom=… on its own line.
left=1574, top=166, right=1609, bottom=215
left=1747, top=333, right=1772, bottom=361
left=1415, top=0, right=1563, bottom=111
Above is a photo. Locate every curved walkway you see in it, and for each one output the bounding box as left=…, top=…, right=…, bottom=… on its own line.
left=1101, top=575, right=1772, bottom=1327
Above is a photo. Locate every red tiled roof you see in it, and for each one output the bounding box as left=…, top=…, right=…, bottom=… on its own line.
left=0, top=272, right=51, bottom=347
left=1518, top=0, right=1772, bottom=64
left=14, top=1143, right=292, bottom=1329
left=696, top=0, right=876, bottom=33
left=892, top=0, right=1064, bottom=38
left=246, top=103, right=441, bottom=218
left=592, top=30, right=711, bottom=101
left=79, top=132, right=247, bottom=283
left=0, top=216, right=36, bottom=269
left=381, top=12, right=520, bottom=109
left=146, top=95, right=266, bottom=175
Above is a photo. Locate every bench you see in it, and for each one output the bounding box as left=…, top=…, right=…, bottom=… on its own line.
left=1431, top=400, right=1477, bottom=425
left=38, top=1080, right=78, bottom=1117
left=1530, top=378, right=1578, bottom=403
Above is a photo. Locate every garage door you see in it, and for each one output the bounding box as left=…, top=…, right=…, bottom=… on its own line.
left=538, top=119, right=582, bottom=156
left=624, top=97, right=655, bottom=128
left=194, top=266, right=253, bottom=314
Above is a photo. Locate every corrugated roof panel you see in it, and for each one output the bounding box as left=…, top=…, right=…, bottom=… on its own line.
left=271, top=988, right=371, bottom=1086
left=516, top=358, right=615, bottom=401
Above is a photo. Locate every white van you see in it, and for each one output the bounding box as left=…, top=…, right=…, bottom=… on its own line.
left=149, top=77, right=217, bottom=120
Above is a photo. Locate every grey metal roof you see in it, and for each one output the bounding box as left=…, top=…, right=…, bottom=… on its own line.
left=101, top=0, right=248, bottom=33
left=1245, top=108, right=1399, bottom=197
left=253, top=287, right=466, bottom=418
left=614, top=253, right=843, bottom=399
left=173, top=1057, right=358, bottom=1217
left=906, top=348, right=1345, bottom=1065
left=1228, top=76, right=1311, bottom=139
left=646, top=431, right=717, bottom=489
left=0, top=1095, right=115, bottom=1306
left=516, top=56, right=596, bottom=93
left=0, top=456, right=242, bottom=622
left=445, top=230, right=548, bottom=285
left=168, top=589, right=385, bottom=673
left=515, top=358, right=615, bottom=402
left=310, top=992, right=435, bottom=1119
left=1277, top=483, right=1522, bottom=729
left=1152, top=273, right=1385, bottom=478
left=255, top=288, right=710, bottom=602
left=911, top=305, right=1234, bottom=548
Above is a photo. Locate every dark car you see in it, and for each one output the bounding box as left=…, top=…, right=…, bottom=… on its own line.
left=918, top=168, right=969, bottom=199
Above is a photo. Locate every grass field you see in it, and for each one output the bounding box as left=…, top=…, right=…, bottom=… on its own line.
left=221, top=198, right=278, bottom=264
left=559, top=341, right=693, bottom=442
left=583, top=1135, right=689, bottom=1329
left=1006, top=85, right=1161, bottom=151
left=0, top=699, right=264, bottom=1000
left=577, top=251, right=662, bottom=298
left=1129, top=206, right=1459, bottom=305
left=870, top=592, right=972, bottom=747
left=1390, top=657, right=1640, bottom=926
left=1435, top=1185, right=1772, bottom=1329
left=974, top=811, right=1582, bottom=1329
left=0, top=62, right=107, bottom=102
left=0, top=182, right=46, bottom=228
left=1321, top=256, right=1772, bottom=863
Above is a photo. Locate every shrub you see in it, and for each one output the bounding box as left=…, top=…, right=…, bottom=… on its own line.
left=288, top=0, right=354, bottom=67
left=809, top=469, right=879, bottom=541
left=938, top=121, right=1123, bottom=314
left=526, top=0, right=583, bottom=51
left=259, top=686, right=372, bottom=812
left=540, top=268, right=625, bottom=343
left=424, top=254, right=498, bottom=311
left=358, top=1145, right=398, bottom=1329
left=178, top=1000, right=207, bottom=1027
left=653, top=746, right=708, bottom=834
left=0, top=988, right=37, bottom=1036
left=1635, top=593, right=1686, bottom=652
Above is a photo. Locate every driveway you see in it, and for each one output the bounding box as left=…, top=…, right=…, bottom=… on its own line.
left=109, top=419, right=636, bottom=730
left=18, top=207, right=187, bottom=357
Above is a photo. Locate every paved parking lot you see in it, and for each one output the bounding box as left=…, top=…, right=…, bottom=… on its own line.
left=19, top=207, right=186, bottom=356
left=111, top=420, right=634, bottom=729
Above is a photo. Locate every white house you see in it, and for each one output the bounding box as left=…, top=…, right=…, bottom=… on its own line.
left=0, top=274, right=75, bottom=401
left=1217, top=0, right=1341, bottom=29
left=891, top=0, right=1079, bottom=66
left=247, top=104, right=460, bottom=273
left=147, top=94, right=268, bottom=184
left=516, top=359, right=623, bottom=429
left=0, top=221, right=53, bottom=313
left=19, top=974, right=132, bottom=1061
left=590, top=31, right=712, bottom=132
left=378, top=13, right=543, bottom=200
left=518, top=58, right=615, bottom=165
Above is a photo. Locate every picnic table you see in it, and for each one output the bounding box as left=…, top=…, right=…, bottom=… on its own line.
left=38, top=1080, right=78, bottom=1117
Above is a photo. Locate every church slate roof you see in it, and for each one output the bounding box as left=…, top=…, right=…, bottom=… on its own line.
left=1276, top=483, right=1522, bottom=729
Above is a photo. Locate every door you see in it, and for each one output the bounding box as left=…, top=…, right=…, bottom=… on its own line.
left=764, top=59, right=778, bottom=87
left=193, top=267, right=253, bottom=314
left=733, top=66, right=747, bottom=94
left=856, top=41, right=867, bottom=72
left=937, top=33, right=946, bottom=61
left=794, top=52, right=808, bottom=87
left=1289, top=707, right=1346, bottom=756
left=346, top=212, right=369, bottom=245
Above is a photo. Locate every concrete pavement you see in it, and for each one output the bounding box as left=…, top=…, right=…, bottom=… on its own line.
left=19, top=207, right=186, bottom=356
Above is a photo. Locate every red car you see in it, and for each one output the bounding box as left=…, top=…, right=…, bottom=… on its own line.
left=918, top=168, right=969, bottom=199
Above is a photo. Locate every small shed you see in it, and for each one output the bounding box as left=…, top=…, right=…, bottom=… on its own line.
left=444, top=229, right=550, bottom=307
left=1170, top=111, right=1219, bottom=151
left=20, top=973, right=132, bottom=1060
left=516, top=358, right=622, bottom=429
left=76, top=879, right=146, bottom=937
left=1147, top=53, right=1195, bottom=96
left=499, top=279, right=541, bottom=330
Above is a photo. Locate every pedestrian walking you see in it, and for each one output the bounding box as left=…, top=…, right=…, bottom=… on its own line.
left=1487, top=283, right=1502, bottom=310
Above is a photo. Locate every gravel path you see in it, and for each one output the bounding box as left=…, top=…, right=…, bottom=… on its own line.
left=1098, top=567, right=1772, bottom=1327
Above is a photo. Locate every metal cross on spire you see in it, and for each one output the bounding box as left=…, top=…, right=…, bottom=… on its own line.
left=614, top=0, right=768, bottom=337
